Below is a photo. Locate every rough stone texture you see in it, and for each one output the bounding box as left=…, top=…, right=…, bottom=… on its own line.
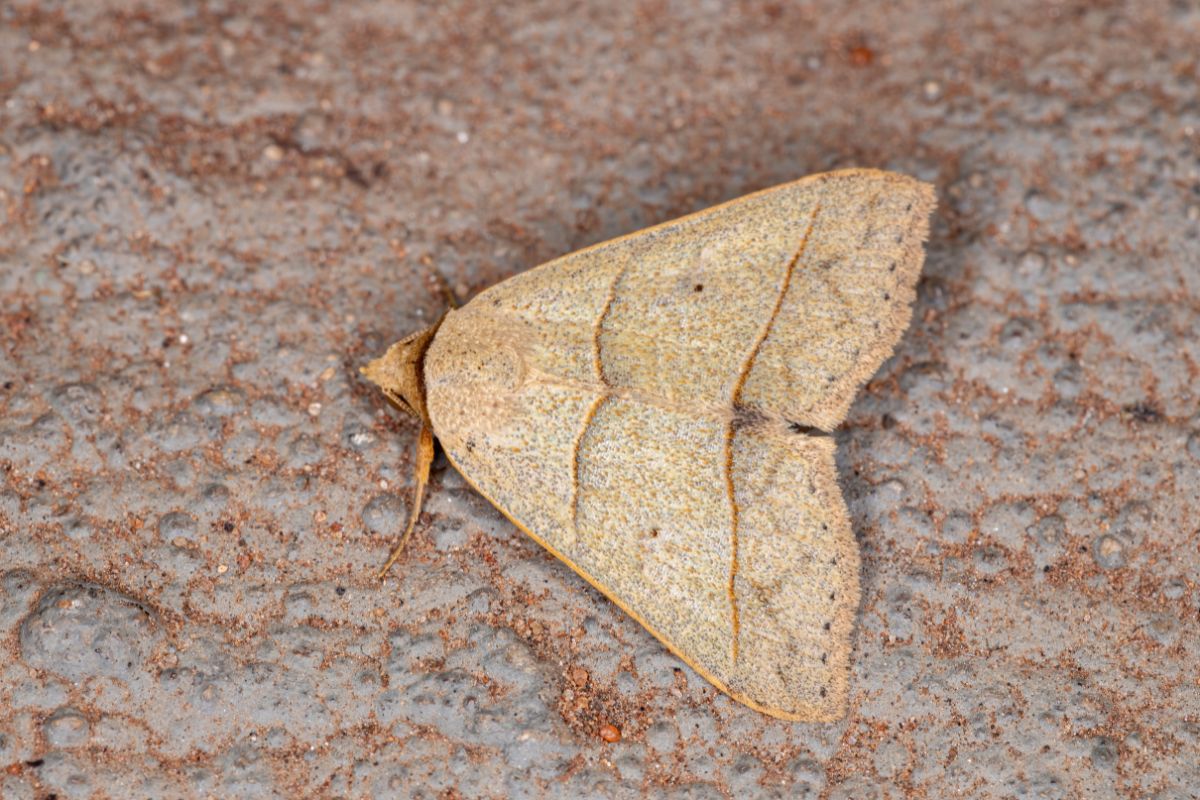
left=0, top=1, right=1196, bottom=798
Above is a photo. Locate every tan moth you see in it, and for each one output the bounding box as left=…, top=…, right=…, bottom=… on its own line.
left=364, top=168, right=935, bottom=721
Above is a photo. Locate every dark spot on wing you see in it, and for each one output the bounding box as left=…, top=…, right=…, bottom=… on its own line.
left=731, top=403, right=769, bottom=431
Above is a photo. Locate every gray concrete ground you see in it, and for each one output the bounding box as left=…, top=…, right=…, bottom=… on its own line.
left=1, top=1, right=1198, bottom=798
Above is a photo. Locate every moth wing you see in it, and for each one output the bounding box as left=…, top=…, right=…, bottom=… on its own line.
left=470, top=169, right=935, bottom=430
left=423, top=169, right=934, bottom=719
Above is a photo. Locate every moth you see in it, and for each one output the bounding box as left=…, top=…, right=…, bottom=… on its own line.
left=364, top=169, right=935, bottom=721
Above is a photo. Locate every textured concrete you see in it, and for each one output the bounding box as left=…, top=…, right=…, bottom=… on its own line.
left=1, top=1, right=1197, bottom=798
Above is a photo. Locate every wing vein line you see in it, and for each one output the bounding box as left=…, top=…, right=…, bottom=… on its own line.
left=571, top=395, right=607, bottom=530
left=570, top=260, right=630, bottom=529
left=593, top=259, right=628, bottom=385
left=725, top=202, right=822, bottom=666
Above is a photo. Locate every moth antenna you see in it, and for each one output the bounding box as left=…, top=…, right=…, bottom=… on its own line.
left=377, top=425, right=436, bottom=580
left=429, top=271, right=460, bottom=309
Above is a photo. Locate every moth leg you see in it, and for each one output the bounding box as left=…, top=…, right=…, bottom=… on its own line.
left=377, top=425, right=436, bottom=579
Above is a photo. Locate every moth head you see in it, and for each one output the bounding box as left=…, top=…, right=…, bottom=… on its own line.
left=361, top=314, right=445, bottom=427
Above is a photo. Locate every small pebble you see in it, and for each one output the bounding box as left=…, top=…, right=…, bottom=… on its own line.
left=1093, top=534, right=1125, bottom=570
left=847, top=44, right=874, bottom=66
left=568, top=666, right=589, bottom=687
left=347, top=429, right=377, bottom=449
left=599, top=723, right=621, bottom=743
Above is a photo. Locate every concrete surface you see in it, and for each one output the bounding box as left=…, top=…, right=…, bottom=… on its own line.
left=1, top=1, right=1198, bottom=798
